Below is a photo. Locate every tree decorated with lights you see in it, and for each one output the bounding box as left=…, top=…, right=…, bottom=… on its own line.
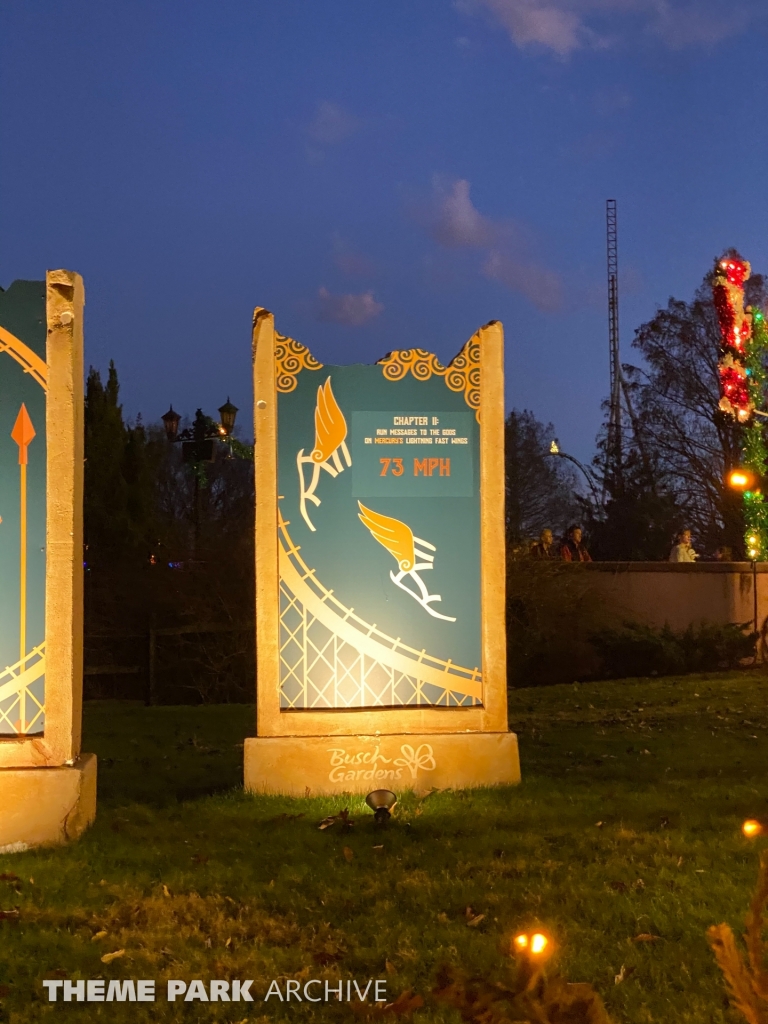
left=713, top=253, right=768, bottom=559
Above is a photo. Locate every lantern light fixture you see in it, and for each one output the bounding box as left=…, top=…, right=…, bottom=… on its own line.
left=161, top=405, right=181, bottom=443
left=218, top=397, right=239, bottom=437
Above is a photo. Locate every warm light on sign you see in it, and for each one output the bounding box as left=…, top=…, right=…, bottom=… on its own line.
left=0, top=283, right=48, bottom=737
left=278, top=343, right=482, bottom=709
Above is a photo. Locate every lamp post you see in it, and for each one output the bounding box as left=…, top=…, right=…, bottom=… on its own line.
left=161, top=400, right=240, bottom=557
left=546, top=441, right=603, bottom=511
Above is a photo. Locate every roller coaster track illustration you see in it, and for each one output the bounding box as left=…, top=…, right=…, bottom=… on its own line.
left=278, top=510, right=482, bottom=709
left=0, top=644, right=46, bottom=735
left=0, top=331, right=47, bottom=734
left=0, top=327, right=48, bottom=390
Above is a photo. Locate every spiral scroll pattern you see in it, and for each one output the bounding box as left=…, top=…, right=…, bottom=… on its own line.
left=378, top=337, right=481, bottom=421
left=275, top=333, right=324, bottom=393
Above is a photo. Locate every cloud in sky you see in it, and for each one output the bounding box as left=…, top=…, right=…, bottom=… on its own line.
left=483, top=250, right=562, bottom=312
left=315, top=287, right=383, bottom=326
left=332, top=234, right=376, bottom=278
left=307, top=101, right=360, bottom=145
left=423, top=178, right=499, bottom=248
left=457, top=0, right=752, bottom=55
left=418, top=177, right=561, bottom=311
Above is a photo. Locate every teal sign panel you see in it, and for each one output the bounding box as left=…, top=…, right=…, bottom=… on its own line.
left=0, top=281, right=47, bottom=735
left=276, top=343, right=483, bottom=710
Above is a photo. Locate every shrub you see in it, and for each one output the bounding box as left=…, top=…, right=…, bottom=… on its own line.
left=506, top=557, right=605, bottom=688
left=589, top=620, right=756, bottom=680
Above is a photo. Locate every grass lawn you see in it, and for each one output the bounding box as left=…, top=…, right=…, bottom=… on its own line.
left=3, top=672, right=768, bottom=1021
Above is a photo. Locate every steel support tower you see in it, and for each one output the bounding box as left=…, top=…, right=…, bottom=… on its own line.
left=606, top=199, right=623, bottom=494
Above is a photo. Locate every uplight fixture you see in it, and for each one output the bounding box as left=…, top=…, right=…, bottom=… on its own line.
left=513, top=932, right=550, bottom=957
left=365, top=789, right=397, bottom=825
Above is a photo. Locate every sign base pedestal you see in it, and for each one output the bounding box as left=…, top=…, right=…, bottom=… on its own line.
left=245, top=733, right=519, bottom=796
left=0, top=754, right=96, bottom=851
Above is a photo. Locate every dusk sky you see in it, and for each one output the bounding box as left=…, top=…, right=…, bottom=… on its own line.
left=2, top=0, right=768, bottom=465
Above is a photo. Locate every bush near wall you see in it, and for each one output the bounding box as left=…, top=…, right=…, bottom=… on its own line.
left=506, top=558, right=605, bottom=688
left=589, top=620, right=756, bottom=680
left=506, top=556, right=758, bottom=686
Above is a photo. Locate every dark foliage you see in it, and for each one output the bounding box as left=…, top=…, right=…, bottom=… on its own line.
left=590, top=255, right=768, bottom=560
left=506, top=558, right=604, bottom=687
left=84, top=363, right=254, bottom=704
left=505, top=409, right=579, bottom=545
left=590, top=620, right=756, bottom=679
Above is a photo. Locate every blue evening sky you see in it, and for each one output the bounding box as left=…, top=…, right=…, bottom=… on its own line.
left=2, top=0, right=767, bottom=464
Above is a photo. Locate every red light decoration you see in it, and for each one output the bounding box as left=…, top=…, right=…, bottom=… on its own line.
left=715, top=255, right=753, bottom=421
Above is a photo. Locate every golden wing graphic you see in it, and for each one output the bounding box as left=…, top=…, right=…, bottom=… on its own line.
left=312, top=377, right=348, bottom=464
left=357, top=502, right=415, bottom=572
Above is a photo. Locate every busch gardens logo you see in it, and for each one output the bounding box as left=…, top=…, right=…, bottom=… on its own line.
left=327, top=743, right=436, bottom=784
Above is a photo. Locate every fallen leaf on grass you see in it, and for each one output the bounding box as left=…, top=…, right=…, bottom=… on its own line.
left=352, top=989, right=424, bottom=1017
left=313, top=949, right=344, bottom=966
left=372, top=844, right=384, bottom=850
left=101, top=949, right=125, bottom=964
left=91, top=931, right=108, bottom=942
left=595, top=821, right=604, bottom=828
left=614, top=964, right=636, bottom=985
left=319, top=808, right=355, bottom=831
left=162, top=884, right=171, bottom=898
left=633, top=933, right=661, bottom=943
left=225, top=937, right=232, bottom=948
left=465, top=906, right=485, bottom=927
left=418, top=788, right=440, bottom=802
left=0, top=909, right=19, bottom=920
left=343, top=846, right=354, bottom=863
left=0, top=873, right=19, bottom=883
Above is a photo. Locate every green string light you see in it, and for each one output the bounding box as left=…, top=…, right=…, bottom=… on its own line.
left=743, top=307, right=768, bottom=559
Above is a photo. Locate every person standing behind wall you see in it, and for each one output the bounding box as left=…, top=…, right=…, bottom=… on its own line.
left=531, top=528, right=556, bottom=559
left=669, top=529, right=698, bottom=563
left=560, top=525, right=592, bottom=562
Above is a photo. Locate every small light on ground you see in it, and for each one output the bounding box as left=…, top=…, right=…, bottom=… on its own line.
left=530, top=933, right=548, bottom=955
left=743, top=819, right=763, bottom=837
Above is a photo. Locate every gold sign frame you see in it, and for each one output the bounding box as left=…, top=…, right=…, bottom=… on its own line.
left=246, top=308, right=519, bottom=794
left=0, top=270, right=85, bottom=769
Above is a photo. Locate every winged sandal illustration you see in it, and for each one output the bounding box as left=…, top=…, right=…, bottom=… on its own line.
left=297, top=377, right=352, bottom=531
left=357, top=502, right=456, bottom=622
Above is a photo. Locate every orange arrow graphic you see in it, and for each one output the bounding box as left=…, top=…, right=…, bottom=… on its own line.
left=11, top=405, right=36, bottom=720
left=11, top=403, right=36, bottom=465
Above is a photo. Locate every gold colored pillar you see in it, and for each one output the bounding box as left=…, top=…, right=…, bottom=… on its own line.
left=0, top=270, right=96, bottom=850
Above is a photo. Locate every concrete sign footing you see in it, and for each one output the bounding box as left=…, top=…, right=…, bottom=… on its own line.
left=0, top=754, right=97, bottom=850
left=244, top=733, right=519, bottom=797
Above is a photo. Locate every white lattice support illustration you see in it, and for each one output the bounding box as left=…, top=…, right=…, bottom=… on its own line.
left=0, top=643, right=46, bottom=735
left=278, top=511, right=481, bottom=709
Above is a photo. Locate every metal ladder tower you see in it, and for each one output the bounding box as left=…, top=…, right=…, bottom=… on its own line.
left=606, top=199, right=623, bottom=494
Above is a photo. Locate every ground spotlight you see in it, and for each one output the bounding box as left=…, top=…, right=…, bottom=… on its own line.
left=743, top=819, right=764, bottom=838
left=513, top=932, right=550, bottom=958
left=365, top=789, right=397, bottom=825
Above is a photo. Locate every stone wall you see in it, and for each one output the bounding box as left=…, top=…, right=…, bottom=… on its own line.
left=584, top=562, right=768, bottom=637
